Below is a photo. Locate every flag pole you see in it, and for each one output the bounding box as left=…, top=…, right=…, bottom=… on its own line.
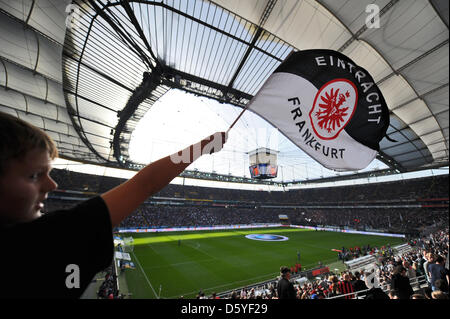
left=226, top=107, right=248, bottom=134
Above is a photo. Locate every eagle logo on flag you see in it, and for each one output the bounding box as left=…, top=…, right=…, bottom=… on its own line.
left=310, top=79, right=358, bottom=140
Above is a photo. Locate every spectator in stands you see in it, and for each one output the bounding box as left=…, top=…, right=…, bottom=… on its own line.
left=388, top=290, right=400, bottom=299
left=277, top=266, right=297, bottom=299
left=326, top=275, right=340, bottom=298
left=317, top=276, right=329, bottom=292
left=210, top=292, right=219, bottom=299
left=403, top=260, right=416, bottom=280
left=240, top=287, right=247, bottom=299
left=352, top=271, right=368, bottom=297
left=428, top=255, right=449, bottom=292
left=412, top=260, right=423, bottom=278
left=0, top=111, right=226, bottom=298
left=390, top=265, right=414, bottom=299
left=196, top=291, right=208, bottom=299
left=416, top=253, right=426, bottom=277
left=423, top=251, right=435, bottom=288
left=336, top=273, right=355, bottom=299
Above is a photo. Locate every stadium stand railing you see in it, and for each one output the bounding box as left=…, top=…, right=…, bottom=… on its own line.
left=392, top=243, right=413, bottom=256
left=344, top=254, right=377, bottom=271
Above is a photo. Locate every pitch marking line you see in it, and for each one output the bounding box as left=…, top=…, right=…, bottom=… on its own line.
left=131, top=251, right=159, bottom=299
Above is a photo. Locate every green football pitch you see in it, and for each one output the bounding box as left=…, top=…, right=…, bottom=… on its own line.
left=121, top=227, right=404, bottom=299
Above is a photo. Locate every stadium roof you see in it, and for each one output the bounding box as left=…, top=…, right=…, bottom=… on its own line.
left=0, top=0, right=448, bottom=184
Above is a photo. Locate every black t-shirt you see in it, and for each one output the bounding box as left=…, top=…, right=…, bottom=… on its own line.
left=364, top=288, right=389, bottom=300
left=352, top=279, right=368, bottom=293
left=277, top=277, right=297, bottom=299
left=390, top=274, right=413, bottom=299
left=0, top=196, right=113, bottom=298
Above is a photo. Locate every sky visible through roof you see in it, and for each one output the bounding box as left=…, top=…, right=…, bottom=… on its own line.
left=0, top=0, right=447, bottom=190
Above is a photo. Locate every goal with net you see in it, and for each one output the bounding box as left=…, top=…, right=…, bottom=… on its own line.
left=122, top=236, right=134, bottom=253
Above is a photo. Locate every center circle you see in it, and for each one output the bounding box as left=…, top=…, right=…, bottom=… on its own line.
left=245, top=234, right=289, bottom=241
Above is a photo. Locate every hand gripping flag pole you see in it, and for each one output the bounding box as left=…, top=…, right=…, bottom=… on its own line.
left=227, top=49, right=391, bottom=171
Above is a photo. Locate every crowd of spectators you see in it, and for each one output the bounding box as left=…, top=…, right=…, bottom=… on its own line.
left=214, top=229, right=449, bottom=300
left=153, top=174, right=448, bottom=204
left=49, top=168, right=124, bottom=194
left=119, top=205, right=281, bottom=228
left=292, top=208, right=448, bottom=234
left=48, top=168, right=448, bottom=235
left=43, top=194, right=446, bottom=236
left=116, top=204, right=447, bottom=236
left=49, top=168, right=448, bottom=205
left=96, top=266, right=121, bottom=299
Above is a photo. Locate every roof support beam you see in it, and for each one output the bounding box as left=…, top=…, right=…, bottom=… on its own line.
left=336, top=0, right=399, bottom=52
left=63, top=51, right=133, bottom=93
left=226, top=0, right=280, bottom=95
left=165, top=66, right=253, bottom=105
left=384, top=115, right=434, bottom=164
left=376, top=151, right=405, bottom=172
left=112, top=71, right=162, bottom=166
left=402, top=107, right=449, bottom=127
left=117, top=0, right=159, bottom=70
left=102, top=1, right=283, bottom=63
left=390, top=83, right=449, bottom=112
left=225, top=27, right=264, bottom=96
left=386, top=147, right=429, bottom=159
left=377, top=40, right=449, bottom=87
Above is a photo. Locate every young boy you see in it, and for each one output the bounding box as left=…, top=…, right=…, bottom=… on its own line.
left=0, top=111, right=226, bottom=298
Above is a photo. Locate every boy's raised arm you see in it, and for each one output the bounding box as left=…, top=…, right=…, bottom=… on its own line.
left=101, top=132, right=226, bottom=227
